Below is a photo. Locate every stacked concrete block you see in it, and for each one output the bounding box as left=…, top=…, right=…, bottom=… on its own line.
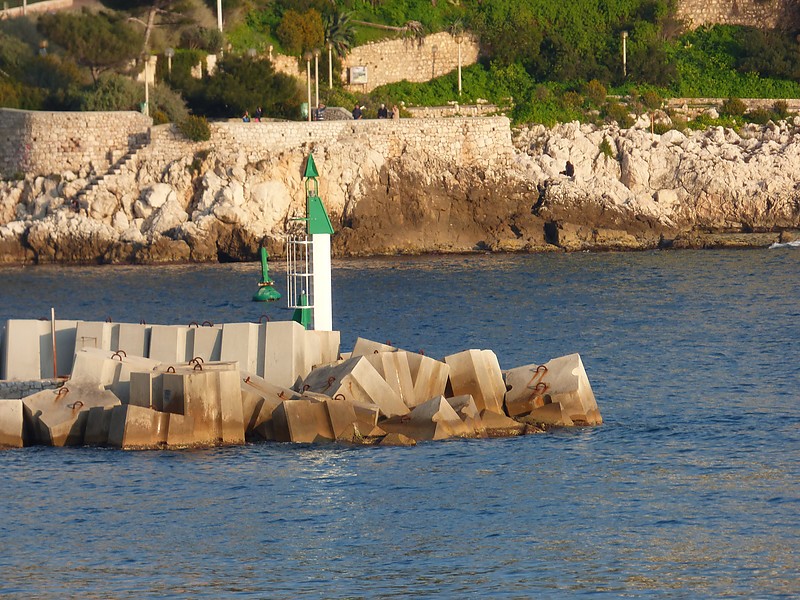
left=504, top=353, right=601, bottom=425
left=479, top=410, right=526, bottom=437
left=272, top=399, right=335, bottom=443
left=0, top=400, right=25, bottom=448
left=107, top=404, right=169, bottom=449
left=84, top=406, right=116, bottom=445
left=161, top=363, right=245, bottom=445
left=22, top=384, right=120, bottom=446
left=382, top=396, right=472, bottom=441
left=74, top=321, right=112, bottom=353
left=112, top=323, right=151, bottom=358
left=301, top=355, right=409, bottom=418
left=263, top=320, right=308, bottom=387
left=188, top=326, right=222, bottom=363
left=445, top=395, right=486, bottom=437
left=309, top=330, right=341, bottom=366
left=351, top=337, right=397, bottom=357
left=70, top=349, right=161, bottom=403
left=240, top=375, right=300, bottom=440
left=404, top=351, right=450, bottom=408
left=129, top=371, right=162, bottom=409
left=2, top=319, right=78, bottom=380
left=365, top=351, right=415, bottom=409
left=519, top=403, right=575, bottom=427
left=220, top=323, right=260, bottom=374
left=445, top=349, right=506, bottom=415
left=148, top=325, right=189, bottom=363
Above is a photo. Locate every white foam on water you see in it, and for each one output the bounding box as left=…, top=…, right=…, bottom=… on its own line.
left=769, top=240, right=800, bottom=249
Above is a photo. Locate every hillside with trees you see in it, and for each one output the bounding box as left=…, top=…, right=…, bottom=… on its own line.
left=1, top=0, right=800, bottom=128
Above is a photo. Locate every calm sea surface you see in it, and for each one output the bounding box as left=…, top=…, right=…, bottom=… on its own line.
left=0, top=250, right=798, bottom=598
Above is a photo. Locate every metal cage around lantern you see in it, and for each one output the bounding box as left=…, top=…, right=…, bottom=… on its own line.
left=286, top=235, right=315, bottom=311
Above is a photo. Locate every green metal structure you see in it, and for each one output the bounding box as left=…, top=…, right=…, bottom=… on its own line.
left=253, top=247, right=282, bottom=302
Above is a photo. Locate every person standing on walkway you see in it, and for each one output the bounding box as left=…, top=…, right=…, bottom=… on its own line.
left=392, top=105, right=400, bottom=120
left=377, top=103, right=388, bottom=119
left=352, top=104, right=363, bottom=120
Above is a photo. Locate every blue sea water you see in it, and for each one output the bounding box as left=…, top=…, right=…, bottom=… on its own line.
left=0, top=249, right=798, bottom=598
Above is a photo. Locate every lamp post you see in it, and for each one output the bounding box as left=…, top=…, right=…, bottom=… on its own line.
left=313, top=48, right=321, bottom=110
left=622, top=31, right=628, bottom=78
left=455, top=32, right=463, bottom=97
left=216, top=0, right=222, bottom=32
left=431, top=44, right=438, bottom=80
left=326, top=42, right=333, bottom=89
left=165, top=47, right=174, bottom=79
left=304, top=50, right=313, bottom=122
left=143, top=59, right=150, bottom=117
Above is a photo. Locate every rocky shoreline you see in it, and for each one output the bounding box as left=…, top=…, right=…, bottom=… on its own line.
left=1, top=116, right=799, bottom=265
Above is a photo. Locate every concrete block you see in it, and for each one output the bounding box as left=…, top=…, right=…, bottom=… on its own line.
left=301, top=355, right=409, bottom=418
left=308, top=330, right=341, bottom=365
left=272, top=399, right=335, bottom=443
left=2, top=319, right=78, bottom=380
left=379, top=432, right=416, bottom=446
left=0, top=399, right=25, bottom=448
left=479, top=410, right=526, bottom=438
left=148, top=325, right=189, bottom=363
left=381, top=395, right=470, bottom=441
left=445, top=349, right=505, bottom=415
left=22, top=384, right=121, bottom=446
left=70, top=350, right=121, bottom=387
left=263, top=320, right=308, bottom=387
left=351, top=338, right=397, bottom=357
left=504, top=353, right=601, bottom=425
left=108, top=404, right=169, bottom=449
left=84, top=406, right=115, bottom=445
left=161, top=365, right=244, bottom=446
left=113, top=323, right=150, bottom=358
left=365, top=351, right=415, bottom=409
left=165, top=413, right=196, bottom=448
left=129, top=371, right=162, bottom=408
left=404, top=351, right=450, bottom=407
left=220, top=322, right=260, bottom=374
left=322, top=398, right=360, bottom=442
left=445, top=394, right=486, bottom=437
left=521, top=402, right=575, bottom=427
left=188, top=326, right=222, bottom=363
left=75, top=321, right=112, bottom=353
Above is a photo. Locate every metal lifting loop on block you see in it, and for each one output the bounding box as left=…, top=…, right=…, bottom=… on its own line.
left=55, top=387, right=69, bottom=398
left=202, top=321, right=214, bottom=327
left=193, top=363, right=203, bottom=371
left=67, top=400, right=84, bottom=411
left=167, top=366, right=175, bottom=373
left=111, top=352, right=124, bottom=362
left=333, top=393, right=346, bottom=401
left=188, top=321, right=199, bottom=328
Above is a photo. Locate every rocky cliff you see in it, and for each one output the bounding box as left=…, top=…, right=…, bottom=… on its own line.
left=1, top=115, right=798, bottom=265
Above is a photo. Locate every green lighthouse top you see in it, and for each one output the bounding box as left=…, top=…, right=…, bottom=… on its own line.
left=304, top=154, right=319, bottom=179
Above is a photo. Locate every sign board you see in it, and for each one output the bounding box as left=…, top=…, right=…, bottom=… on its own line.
left=349, top=66, right=368, bottom=85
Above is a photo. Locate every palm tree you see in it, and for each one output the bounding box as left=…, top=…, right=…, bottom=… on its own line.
left=349, top=18, right=426, bottom=44
left=324, top=11, right=356, bottom=57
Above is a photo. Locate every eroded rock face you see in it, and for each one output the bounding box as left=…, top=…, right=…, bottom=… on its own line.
left=2, top=118, right=799, bottom=264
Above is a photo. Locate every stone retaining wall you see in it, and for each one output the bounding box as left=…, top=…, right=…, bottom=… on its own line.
left=0, top=379, right=58, bottom=400
left=1, top=0, right=73, bottom=19
left=676, top=0, right=797, bottom=29
left=0, top=109, right=153, bottom=179
left=343, top=32, right=480, bottom=93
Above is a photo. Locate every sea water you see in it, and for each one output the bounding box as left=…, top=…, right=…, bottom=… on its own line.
left=0, top=249, right=798, bottom=598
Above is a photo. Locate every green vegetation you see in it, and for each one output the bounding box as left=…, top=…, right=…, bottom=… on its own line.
left=178, top=114, right=211, bottom=141
left=0, top=0, right=798, bottom=128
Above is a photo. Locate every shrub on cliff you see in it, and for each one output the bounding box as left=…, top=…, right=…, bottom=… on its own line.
left=178, top=115, right=211, bottom=142
left=720, top=97, right=746, bottom=118
left=276, top=9, right=324, bottom=55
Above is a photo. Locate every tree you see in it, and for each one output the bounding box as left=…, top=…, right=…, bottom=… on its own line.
left=186, top=55, right=303, bottom=119
left=37, top=10, right=141, bottom=84
left=324, top=11, right=356, bottom=58
left=100, top=0, right=195, bottom=56
left=276, top=9, right=325, bottom=55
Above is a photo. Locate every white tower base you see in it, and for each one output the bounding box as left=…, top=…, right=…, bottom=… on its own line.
left=312, top=233, right=332, bottom=331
